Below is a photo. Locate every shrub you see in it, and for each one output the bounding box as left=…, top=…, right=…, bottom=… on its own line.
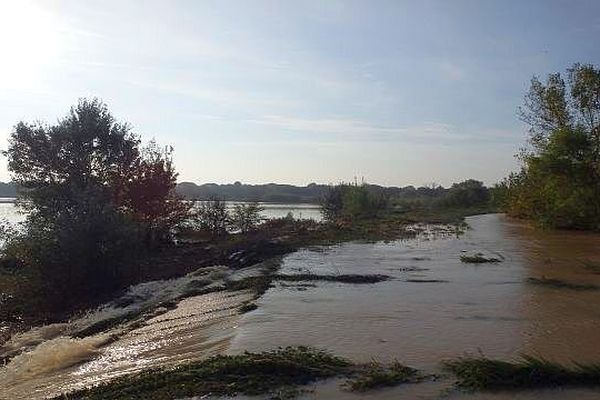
left=191, top=198, right=229, bottom=236
left=230, top=202, right=264, bottom=233
left=320, top=183, right=389, bottom=222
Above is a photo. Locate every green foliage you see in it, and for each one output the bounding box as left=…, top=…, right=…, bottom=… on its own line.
left=230, top=202, right=264, bottom=233
left=191, top=198, right=229, bottom=236
left=320, top=183, right=389, bottom=222
left=502, top=63, right=600, bottom=230
left=59, top=347, right=352, bottom=400
left=444, top=355, right=600, bottom=390
left=116, top=141, right=191, bottom=244
left=1, top=99, right=188, bottom=310
left=438, top=180, right=490, bottom=209
left=346, top=361, right=420, bottom=392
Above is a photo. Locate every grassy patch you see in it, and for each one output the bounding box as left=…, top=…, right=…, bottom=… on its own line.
left=347, top=361, right=421, bottom=392
left=460, top=253, right=502, bottom=264
left=58, top=347, right=426, bottom=399
left=444, top=355, right=600, bottom=390
left=526, top=277, right=600, bottom=291
left=59, top=347, right=352, bottom=400
left=275, top=273, right=391, bottom=284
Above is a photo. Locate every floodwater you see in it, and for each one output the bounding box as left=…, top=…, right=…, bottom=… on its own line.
left=0, top=201, right=322, bottom=224
left=2, top=214, right=600, bottom=399
left=230, top=214, right=600, bottom=399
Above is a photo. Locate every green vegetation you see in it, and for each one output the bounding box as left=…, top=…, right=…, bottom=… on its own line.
left=230, top=202, right=265, bottom=233
left=0, top=99, right=189, bottom=316
left=460, top=253, right=503, bottom=264
left=320, top=182, right=389, bottom=222
left=58, top=347, right=352, bottom=400
left=497, top=63, right=600, bottom=230
left=444, top=355, right=600, bottom=390
left=526, top=277, right=600, bottom=291
left=346, top=361, right=421, bottom=392
left=190, top=197, right=228, bottom=236
left=58, top=347, right=425, bottom=399
left=437, top=179, right=491, bottom=209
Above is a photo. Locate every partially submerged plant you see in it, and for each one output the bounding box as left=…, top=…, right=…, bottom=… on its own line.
left=57, top=347, right=426, bottom=399
left=444, top=355, right=600, bottom=390
left=346, top=361, right=421, bottom=392
left=59, top=347, right=352, bottom=400
left=460, top=253, right=502, bottom=264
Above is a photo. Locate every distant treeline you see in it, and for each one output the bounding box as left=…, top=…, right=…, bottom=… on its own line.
left=0, top=180, right=492, bottom=204
left=175, top=181, right=487, bottom=204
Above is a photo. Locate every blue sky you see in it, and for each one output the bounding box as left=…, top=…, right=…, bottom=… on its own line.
left=0, top=0, right=599, bottom=186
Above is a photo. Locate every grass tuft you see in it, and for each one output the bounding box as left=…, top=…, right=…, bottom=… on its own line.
left=347, top=361, right=420, bottom=392
left=444, top=355, right=600, bottom=390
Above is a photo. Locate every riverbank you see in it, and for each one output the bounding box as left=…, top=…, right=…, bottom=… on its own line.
left=0, top=206, right=474, bottom=345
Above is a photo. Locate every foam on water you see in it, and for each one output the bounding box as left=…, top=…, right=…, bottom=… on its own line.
left=0, top=335, right=111, bottom=383
left=0, top=262, right=268, bottom=399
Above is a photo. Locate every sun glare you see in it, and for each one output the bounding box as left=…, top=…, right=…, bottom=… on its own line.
left=0, top=1, right=62, bottom=91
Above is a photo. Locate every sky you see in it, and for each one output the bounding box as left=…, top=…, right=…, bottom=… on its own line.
left=0, top=0, right=599, bottom=187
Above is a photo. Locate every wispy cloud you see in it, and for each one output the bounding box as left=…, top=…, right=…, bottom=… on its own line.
left=245, top=115, right=521, bottom=145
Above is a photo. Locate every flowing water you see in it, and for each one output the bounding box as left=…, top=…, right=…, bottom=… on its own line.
left=1, top=214, right=600, bottom=399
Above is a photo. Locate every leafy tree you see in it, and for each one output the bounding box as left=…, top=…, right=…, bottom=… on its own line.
left=115, top=141, right=191, bottom=244
left=503, top=63, right=600, bottom=230
left=439, top=180, right=490, bottom=208
left=6, top=98, right=139, bottom=218
left=2, top=99, right=188, bottom=307
left=230, top=202, right=264, bottom=233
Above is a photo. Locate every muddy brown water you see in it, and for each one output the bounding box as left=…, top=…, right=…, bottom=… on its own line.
left=230, top=213, right=600, bottom=399
left=1, top=213, right=600, bottom=399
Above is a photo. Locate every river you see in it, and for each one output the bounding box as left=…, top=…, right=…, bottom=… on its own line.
left=1, top=214, right=600, bottom=399
left=0, top=200, right=323, bottom=225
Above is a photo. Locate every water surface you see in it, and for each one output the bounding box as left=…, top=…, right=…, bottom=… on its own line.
left=2, top=214, right=600, bottom=399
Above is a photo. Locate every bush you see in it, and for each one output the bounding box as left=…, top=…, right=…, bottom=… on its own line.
left=320, top=183, right=389, bottom=222
left=191, top=198, right=229, bottom=236
left=229, top=202, right=264, bottom=233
